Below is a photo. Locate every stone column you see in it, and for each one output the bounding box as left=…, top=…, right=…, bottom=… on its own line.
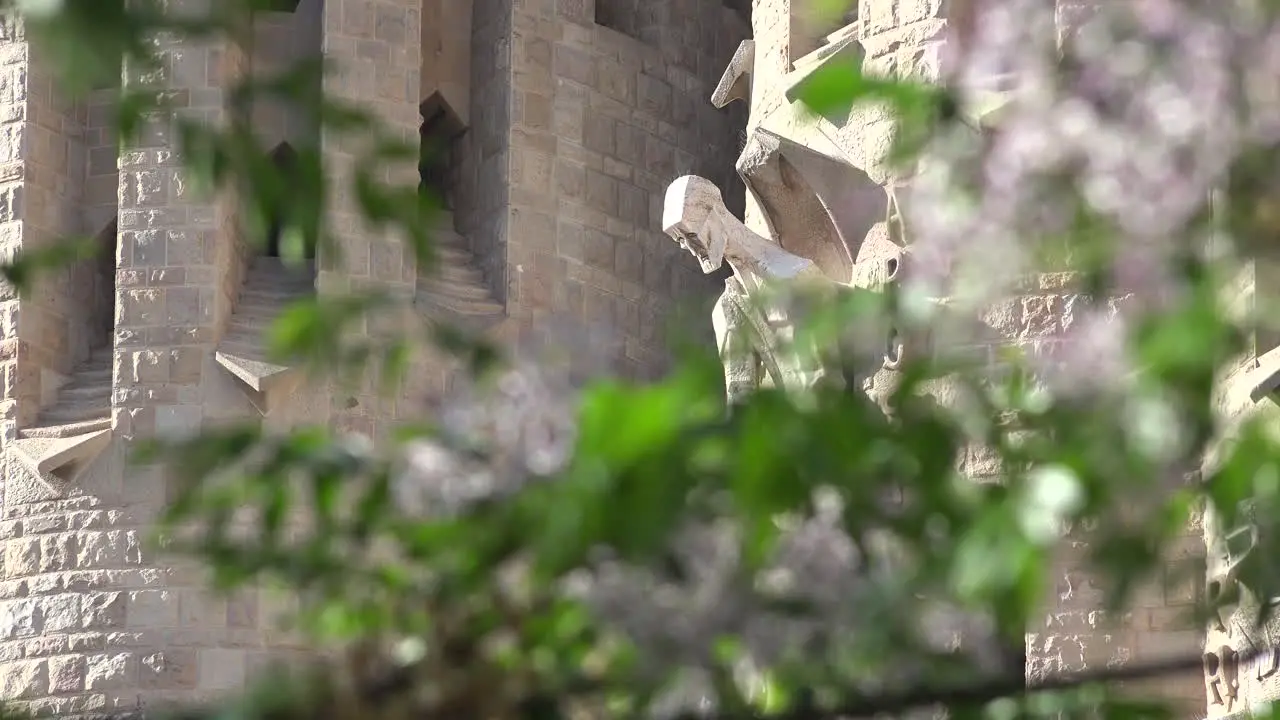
left=318, top=0, right=421, bottom=439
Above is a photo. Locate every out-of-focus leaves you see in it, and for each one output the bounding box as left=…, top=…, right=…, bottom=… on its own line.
left=14, top=1, right=1280, bottom=720
left=0, top=235, right=99, bottom=294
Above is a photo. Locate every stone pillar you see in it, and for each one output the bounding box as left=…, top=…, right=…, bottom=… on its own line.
left=318, top=0, right=421, bottom=439
left=114, top=0, right=242, bottom=444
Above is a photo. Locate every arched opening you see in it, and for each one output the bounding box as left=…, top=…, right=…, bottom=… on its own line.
left=595, top=0, right=639, bottom=36
left=419, top=91, right=466, bottom=212
left=27, top=219, right=118, bottom=431
left=262, top=142, right=312, bottom=260
left=64, top=218, right=119, bottom=366
left=86, top=218, right=117, bottom=355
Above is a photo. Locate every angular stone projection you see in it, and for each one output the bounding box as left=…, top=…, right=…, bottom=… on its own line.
left=10, top=427, right=112, bottom=486
left=712, top=40, right=755, bottom=109
left=215, top=143, right=314, bottom=417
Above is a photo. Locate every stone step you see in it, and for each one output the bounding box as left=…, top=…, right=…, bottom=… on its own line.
left=427, top=210, right=455, bottom=231
left=223, top=323, right=273, bottom=346
left=75, top=351, right=112, bottom=368
left=824, top=19, right=859, bottom=45
left=432, top=262, right=485, bottom=284
left=431, top=227, right=466, bottom=246
left=222, top=327, right=270, bottom=348
left=228, top=302, right=291, bottom=324
left=217, top=340, right=272, bottom=364
left=416, top=290, right=505, bottom=318
left=70, top=366, right=112, bottom=385
left=58, top=382, right=111, bottom=402
left=241, top=279, right=316, bottom=297
left=242, top=266, right=314, bottom=285
left=250, top=257, right=317, bottom=275
left=233, top=293, right=298, bottom=313
left=419, top=277, right=493, bottom=301
left=239, top=286, right=315, bottom=305
left=433, top=246, right=474, bottom=269
left=241, top=266, right=317, bottom=285
left=40, top=401, right=111, bottom=426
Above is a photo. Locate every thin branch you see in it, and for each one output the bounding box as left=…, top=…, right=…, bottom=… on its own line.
left=685, top=642, right=1238, bottom=720
left=354, top=635, right=1230, bottom=719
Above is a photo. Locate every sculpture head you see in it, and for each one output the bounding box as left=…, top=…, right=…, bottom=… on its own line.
left=663, top=175, right=728, bottom=274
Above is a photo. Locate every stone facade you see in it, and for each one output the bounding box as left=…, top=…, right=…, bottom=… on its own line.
left=700, top=0, right=1207, bottom=717
left=0, top=0, right=747, bottom=714
left=0, top=0, right=1219, bottom=717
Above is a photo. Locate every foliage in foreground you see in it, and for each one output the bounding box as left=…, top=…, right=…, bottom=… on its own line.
left=6, top=0, right=1280, bottom=718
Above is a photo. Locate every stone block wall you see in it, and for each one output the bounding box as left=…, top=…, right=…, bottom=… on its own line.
left=0, top=4, right=313, bottom=714
left=980, top=278, right=1205, bottom=714
left=250, top=4, right=324, bottom=151
left=317, top=0, right=422, bottom=440
left=0, top=19, right=24, bottom=447
left=501, top=0, right=747, bottom=381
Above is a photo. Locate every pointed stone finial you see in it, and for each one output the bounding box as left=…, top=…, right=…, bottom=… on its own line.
left=711, top=40, right=755, bottom=109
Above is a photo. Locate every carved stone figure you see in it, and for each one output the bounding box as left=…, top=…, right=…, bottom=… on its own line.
left=1203, top=351, right=1280, bottom=718
left=1203, top=494, right=1280, bottom=717
left=663, top=175, right=831, bottom=402
left=662, top=174, right=907, bottom=403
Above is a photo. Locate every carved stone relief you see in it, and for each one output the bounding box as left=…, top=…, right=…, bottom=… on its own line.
left=1204, top=352, right=1280, bottom=718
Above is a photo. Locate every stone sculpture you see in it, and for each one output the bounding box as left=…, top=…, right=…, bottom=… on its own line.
left=662, top=174, right=908, bottom=403
left=1202, top=496, right=1280, bottom=716
left=663, top=175, right=831, bottom=402
left=1202, top=349, right=1280, bottom=718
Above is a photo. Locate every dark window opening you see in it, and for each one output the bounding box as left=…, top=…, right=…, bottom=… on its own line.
left=595, top=0, right=638, bottom=36
left=88, top=219, right=117, bottom=354
left=419, top=91, right=467, bottom=212
left=263, top=142, right=314, bottom=260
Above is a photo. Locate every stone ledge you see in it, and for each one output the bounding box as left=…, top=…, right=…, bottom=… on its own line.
left=213, top=349, right=302, bottom=417
left=1249, top=345, right=1280, bottom=403
left=216, top=256, right=314, bottom=417
left=10, top=426, right=112, bottom=487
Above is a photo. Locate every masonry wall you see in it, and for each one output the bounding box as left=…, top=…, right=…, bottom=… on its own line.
left=250, top=6, right=323, bottom=152
left=501, top=0, right=748, bottom=381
